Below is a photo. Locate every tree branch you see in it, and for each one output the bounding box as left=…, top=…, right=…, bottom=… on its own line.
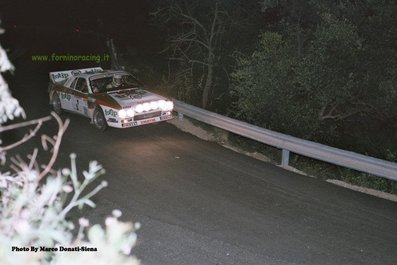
left=180, top=13, right=209, bottom=41
left=170, top=37, right=210, bottom=50
left=38, top=113, right=69, bottom=180
left=0, top=115, right=52, bottom=133
left=0, top=120, right=43, bottom=152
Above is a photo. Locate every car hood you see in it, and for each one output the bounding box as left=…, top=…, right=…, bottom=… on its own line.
left=106, top=89, right=167, bottom=109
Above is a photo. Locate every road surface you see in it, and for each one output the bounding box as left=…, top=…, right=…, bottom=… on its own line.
left=6, top=58, right=397, bottom=265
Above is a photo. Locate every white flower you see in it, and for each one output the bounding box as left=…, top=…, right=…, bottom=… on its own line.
left=121, top=232, right=137, bottom=255
left=87, top=224, right=105, bottom=245
left=67, top=222, right=75, bottom=230
left=20, top=209, right=29, bottom=219
left=14, top=220, right=30, bottom=234
left=105, top=217, right=117, bottom=227
left=112, top=209, right=122, bottom=218
left=101, top=180, right=108, bottom=187
left=62, top=185, right=73, bottom=193
left=62, top=168, right=71, bottom=176
left=79, top=218, right=90, bottom=227
left=0, top=178, right=7, bottom=188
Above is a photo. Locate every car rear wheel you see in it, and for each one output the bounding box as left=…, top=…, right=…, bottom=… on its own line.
left=93, top=108, right=108, bottom=131
left=52, top=93, right=62, bottom=115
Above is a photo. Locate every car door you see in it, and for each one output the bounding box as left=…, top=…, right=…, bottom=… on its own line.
left=71, top=78, right=90, bottom=117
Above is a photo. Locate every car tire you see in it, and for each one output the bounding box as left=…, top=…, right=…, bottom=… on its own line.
left=93, top=107, right=108, bottom=131
left=52, top=93, right=62, bottom=115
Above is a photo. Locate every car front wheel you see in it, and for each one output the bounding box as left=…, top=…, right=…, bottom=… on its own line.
left=93, top=107, right=108, bottom=131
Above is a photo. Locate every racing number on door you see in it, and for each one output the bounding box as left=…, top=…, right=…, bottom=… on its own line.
left=72, top=78, right=89, bottom=115
left=73, top=96, right=89, bottom=116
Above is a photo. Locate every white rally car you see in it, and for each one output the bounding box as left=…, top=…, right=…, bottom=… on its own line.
left=48, top=67, right=174, bottom=131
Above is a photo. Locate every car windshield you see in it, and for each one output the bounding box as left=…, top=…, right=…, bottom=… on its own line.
left=90, top=74, right=141, bottom=93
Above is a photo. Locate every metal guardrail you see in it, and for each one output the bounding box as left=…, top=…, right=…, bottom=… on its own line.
left=174, top=100, right=397, bottom=182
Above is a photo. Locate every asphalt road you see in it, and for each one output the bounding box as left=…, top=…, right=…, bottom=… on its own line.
left=6, top=59, right=397, bottom=265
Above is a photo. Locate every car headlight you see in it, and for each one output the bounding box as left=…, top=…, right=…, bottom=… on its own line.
left=118, top=109, right=127, bottom=119
left=150, top=101, right=159, bottom=110
left=143, top=102, right=151, bottom=112
left=158, top=100, right=166, bottom=110
left=135, top=104, right=144, bottom=113
left=159, top=100, right=173, bottom=111
left=126, top=108, right=134, bottom=117
left=165, top=101, right=174, bottom=111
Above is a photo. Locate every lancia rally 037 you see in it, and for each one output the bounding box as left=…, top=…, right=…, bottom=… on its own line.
left=48, top=67, right=174, bottom=131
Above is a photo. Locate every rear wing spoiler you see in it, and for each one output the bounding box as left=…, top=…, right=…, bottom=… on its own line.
left=49, top=67, right=103, bottom=83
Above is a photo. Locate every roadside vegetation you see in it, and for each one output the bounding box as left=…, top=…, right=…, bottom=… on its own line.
left=148, top=0, right=397, bottom=193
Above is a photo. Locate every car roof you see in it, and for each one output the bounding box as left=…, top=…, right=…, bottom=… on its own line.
left=76, top=70, right=131, bottom=79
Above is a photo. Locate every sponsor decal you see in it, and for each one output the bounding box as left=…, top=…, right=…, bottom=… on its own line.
left=61, top=93, right=71, bottom=101
left=107, top=118, right=118, bottom=123
left=50, top=68, right=103, bottom=82
left=111, top=90, right=145, bottom=99
left=51, top=72, right=69, bottom=81
left=140, top=118, right=156, bottom=125
left=85, top=68, right=103, bottom=74
left=71, top=70, right=82, bottom=76
left=104, top=109, right=117, bottom=117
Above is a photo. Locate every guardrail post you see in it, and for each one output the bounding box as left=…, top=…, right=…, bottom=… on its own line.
left=178, top=112, right=184, bottom=121
left=281, top=149, right=290, bottom=168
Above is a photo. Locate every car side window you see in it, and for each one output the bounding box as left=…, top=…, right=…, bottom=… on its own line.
left=75, top=78, right=88, bottom=93
left=70, top=78, right=78, bottom=89
left=90, top=78, right=108, bottom=93
left=123, top=75, right=141, bottom=87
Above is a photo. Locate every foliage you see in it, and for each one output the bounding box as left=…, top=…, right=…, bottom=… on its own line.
left=0, top=44, right=24, bottom=124
left=293, top=15, right=364, bottom=141
left=231, top=31, right=319, bottom=138
left=231, top=1, right=397, bottom=190
left=339, top=170, right=397, bottom=194
left=0, top=151, right=139, bottom=265
left=232, top=4, right=397, bottom=154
